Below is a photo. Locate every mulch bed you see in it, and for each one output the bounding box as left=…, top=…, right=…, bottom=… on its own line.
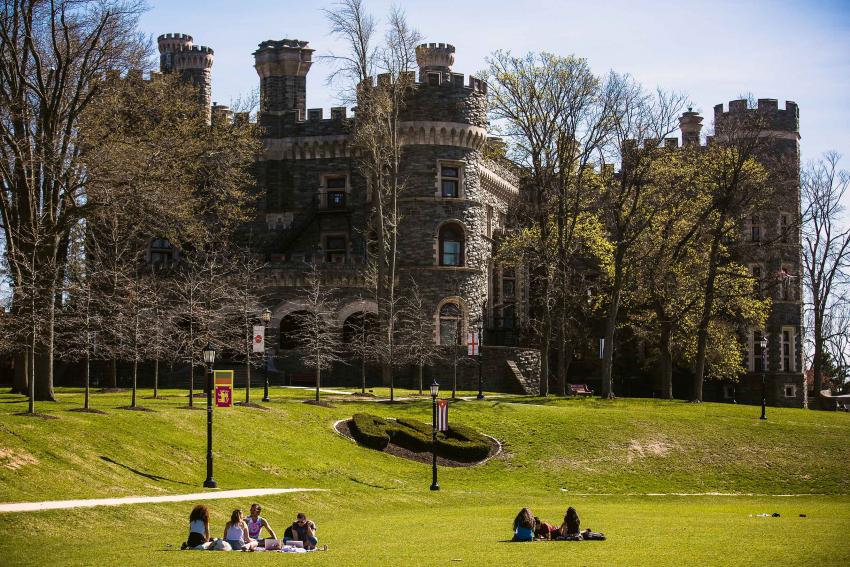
left=117, top=405, right=156, bottom=412
left=234, top=401, right=270, bottom=410
left=304, top=399, right=336, bottom=408
left=13, top=412, right=58, bottom=420
left=68, top=408, right=108, bottom=415
left=334, top=419, right=499, bottom=468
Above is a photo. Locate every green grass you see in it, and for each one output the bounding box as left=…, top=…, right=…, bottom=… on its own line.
left=1, top=387, right=849, bottom=566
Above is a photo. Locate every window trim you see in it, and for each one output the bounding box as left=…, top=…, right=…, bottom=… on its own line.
left=436, top=160, right=464, bottom=199
left=780, top=326, right=796, bottom=373
left=435, top=297, right=466, bottom=346
left=437, top=222, right=465, bottom=267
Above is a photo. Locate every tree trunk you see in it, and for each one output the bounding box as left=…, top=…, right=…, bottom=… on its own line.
left=109, top=359, right=118, bottom=389
left=557, top=330, right=567, bottom=397
left=452, top=347, right=458, bottom=399
left=245, top=350, right=252, bottom=404
left=131, top=360, right=138, bottom=407
left=692, top=231, right=722, bottom=403
left=35, top=296, right=56, bottom=401
left=361, top=356, right=366, bottom=395
left=418, top=363, right=424, bottom=395
left=541, top=313, right=551, bottom=397
left=561, top=342, right=574, bottom=396
left=84, top=353, right=90, bottom=410
left=315, top=364, right=321, bottom=402
left=153, top=359, right=159, bottom=399
left=659, top=320, right=673, bottom=399
left=188, top=364, right=194, bottom=407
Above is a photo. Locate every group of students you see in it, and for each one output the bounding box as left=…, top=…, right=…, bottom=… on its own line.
left=182, top=503, right=326, bottom=552
left=512, top=506, right=605, bottom=542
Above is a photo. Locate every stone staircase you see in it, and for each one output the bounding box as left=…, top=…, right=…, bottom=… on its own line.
left=506, top=360, right=539, bottom=395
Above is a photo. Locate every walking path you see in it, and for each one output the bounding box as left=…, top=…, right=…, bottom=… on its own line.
left=0, top=487, right=326, bottom=514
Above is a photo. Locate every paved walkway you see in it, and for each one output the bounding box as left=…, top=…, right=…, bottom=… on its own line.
left=0, top=487, right=326, bottom=513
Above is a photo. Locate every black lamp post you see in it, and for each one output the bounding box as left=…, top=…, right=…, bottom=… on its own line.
left=261, top=308, right=271, bottom=402
left=760, top=335, right=768, bottom=420
left=202, top=342, right=217, bottom=489
left=430, top=379, right=440, bottom=491
left=476, top=319, right=484, bottom=400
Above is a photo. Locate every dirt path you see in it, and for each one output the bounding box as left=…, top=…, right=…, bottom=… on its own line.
left=0, top=487, right=326, bottom=513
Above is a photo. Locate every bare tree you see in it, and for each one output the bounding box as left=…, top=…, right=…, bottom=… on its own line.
left=321, top=0, right=376, bottom=100
left=802, top=152, right=850, bottom=400
left=0, top=0, right=148, bottom=400
left=397, top=280, right=442, bottom=394
left=293, top=265, right=343, bottom=402
left=223, top=247, right=265, bottom=405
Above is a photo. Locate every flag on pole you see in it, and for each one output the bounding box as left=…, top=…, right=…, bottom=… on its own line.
left=437, top=399, right=448, bottom=431
left=467, top=330, right=479, bottom=356
left=214, top=370, right=234, bottom=408
left=252, top=325, right=265, bottom=353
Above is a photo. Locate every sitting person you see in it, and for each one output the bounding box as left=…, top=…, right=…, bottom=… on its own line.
left=223, top=509, right=258, bottom=551
left=557, top=506, right=581, bottom=540
left=246, top=503, right=277, bottom=546
left=289, top=512, right=319, bottom=550
left=182, top=504, right=210, bottom=549
left=512, top=507, right=535, bottom=542
left=533, top=516, right=559, bottom=540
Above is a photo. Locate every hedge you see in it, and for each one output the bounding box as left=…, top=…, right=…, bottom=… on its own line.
left=350, top=413, right=392, bottom=450
left=348, top=413, right=491, bottom=462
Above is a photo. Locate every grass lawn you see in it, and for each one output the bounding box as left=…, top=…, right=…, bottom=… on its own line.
left=1, top=387, right=849, bottom=566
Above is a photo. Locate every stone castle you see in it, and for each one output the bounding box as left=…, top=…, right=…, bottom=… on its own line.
left=155, top=33, right=804, bottom=405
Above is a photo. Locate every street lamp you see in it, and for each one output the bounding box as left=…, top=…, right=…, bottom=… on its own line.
left=430, top=379, right=440, bottom=491
left=476, top=319, right=484, bottom=400
left=261, top=308, right=272, bottom=402
left=202, top=342, right=217, bottom=489
left=760, top=335, right=768, bottom=420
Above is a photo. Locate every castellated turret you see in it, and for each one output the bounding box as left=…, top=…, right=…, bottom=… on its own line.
left=678, top=108, right=703, bottom=146
left=157, top=33, right=214, bottom=122
left=415, top=42, right=456, bottom=79
left=254, top=39, right=314, bottom=116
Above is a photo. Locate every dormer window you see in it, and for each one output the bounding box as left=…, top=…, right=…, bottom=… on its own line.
left=440, top=164, right=461, bottom=198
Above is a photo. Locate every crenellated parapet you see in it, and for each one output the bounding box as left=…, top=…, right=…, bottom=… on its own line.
left=714, top=98, right=799, bottom=137
left=172, top=45, right=214, bottom=71
left=156, top=31, right=214, bottom=123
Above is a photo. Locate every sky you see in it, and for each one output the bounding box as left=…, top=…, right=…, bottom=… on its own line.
left=138, top=0, right=850, bottom=165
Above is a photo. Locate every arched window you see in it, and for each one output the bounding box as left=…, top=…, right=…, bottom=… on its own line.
left=279, top=311, right=309, bottom=350
left=438, top=302, right=462, bottom=346
left=342, top=312, right=377, bottom=344
left=439, top=224, right=464, bottom=266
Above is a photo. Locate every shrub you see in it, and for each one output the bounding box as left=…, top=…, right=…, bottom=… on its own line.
left=350, top=413, right=392, bottom=450
left=348, top=414, right=492, bottom=462
left=436, top=424, right=491, bottom=462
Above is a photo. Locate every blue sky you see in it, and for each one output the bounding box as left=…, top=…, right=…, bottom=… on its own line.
left=140, top=0, right=850, bottom=164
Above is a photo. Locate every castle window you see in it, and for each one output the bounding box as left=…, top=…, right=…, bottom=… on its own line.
left=748, top=330, right=767, bottom=372
left=784, top=383, right=797, bottom=398
left=502, top=267, right=516, bottom=299
left=324, top=235, right=347, bottom=263
left=149, top=238, right=174, bottom=265
left=439, top=224, right=464, bottom=266
left=427, top=72, right=441, bottom=86
left=780, top=326, right=796, bottom=372
left=440, top=164, right=461, bottom=198
left=750, top=215, right=761, bottom=242
left=438, top=302, right=462, bottom=346
left=326, top=191, right=346, bottom=209
left=320, top=174, right=349, bottom=209
left=779, top=212, right=792, bottom=243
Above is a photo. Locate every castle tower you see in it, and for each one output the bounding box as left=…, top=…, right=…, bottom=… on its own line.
left=415, top=43, right=456, bottom=80
left=713, top=98, right=802, bottom=407
left=253, top=39, right=314, bottom=116
left=679, top=108, right=703, bottom=146
left=157, top=33, right=214, bottom=123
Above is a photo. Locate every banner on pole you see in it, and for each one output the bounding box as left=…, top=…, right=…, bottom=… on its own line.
left=214, top=370, right=233, bottom=408
left=599, top=338, right=605, bottom=359
left=467, top=330, right=480, bottom=356
left=437, top=399, right=448, bottom=431
left=252, top=325, right=265, bottom=353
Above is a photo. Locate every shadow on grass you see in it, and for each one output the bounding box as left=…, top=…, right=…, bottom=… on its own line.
left=99, top=456, right=193, bottom=486
left=348, top=476, right=398, bottom=490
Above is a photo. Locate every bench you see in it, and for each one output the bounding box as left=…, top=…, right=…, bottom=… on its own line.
left=568, top=383, right=594, bottom=396
left=289, top=373, right=315, bottom=386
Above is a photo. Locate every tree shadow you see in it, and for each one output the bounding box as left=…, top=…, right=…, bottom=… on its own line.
left=99, top=456, right=193, bottom=486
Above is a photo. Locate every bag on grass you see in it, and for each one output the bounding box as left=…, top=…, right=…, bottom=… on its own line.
left=582, top=530, right=606, bottom=541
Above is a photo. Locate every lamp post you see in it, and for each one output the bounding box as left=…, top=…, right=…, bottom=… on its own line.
left=261, top=308, right=271, bottom=402
left=476, top=319, right=484, bottom=400
left=202, top=342, right=217, bottom=489
left=760, top=335, right=768, bottom=420
left=430, top=379, right=440, bottom=491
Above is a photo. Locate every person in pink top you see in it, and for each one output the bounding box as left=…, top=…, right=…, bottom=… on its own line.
left=246, top=503, right=277, bottom=547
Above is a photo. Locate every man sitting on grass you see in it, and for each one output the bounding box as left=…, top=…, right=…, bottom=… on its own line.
left=289, top=512, right=319, bottom=550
